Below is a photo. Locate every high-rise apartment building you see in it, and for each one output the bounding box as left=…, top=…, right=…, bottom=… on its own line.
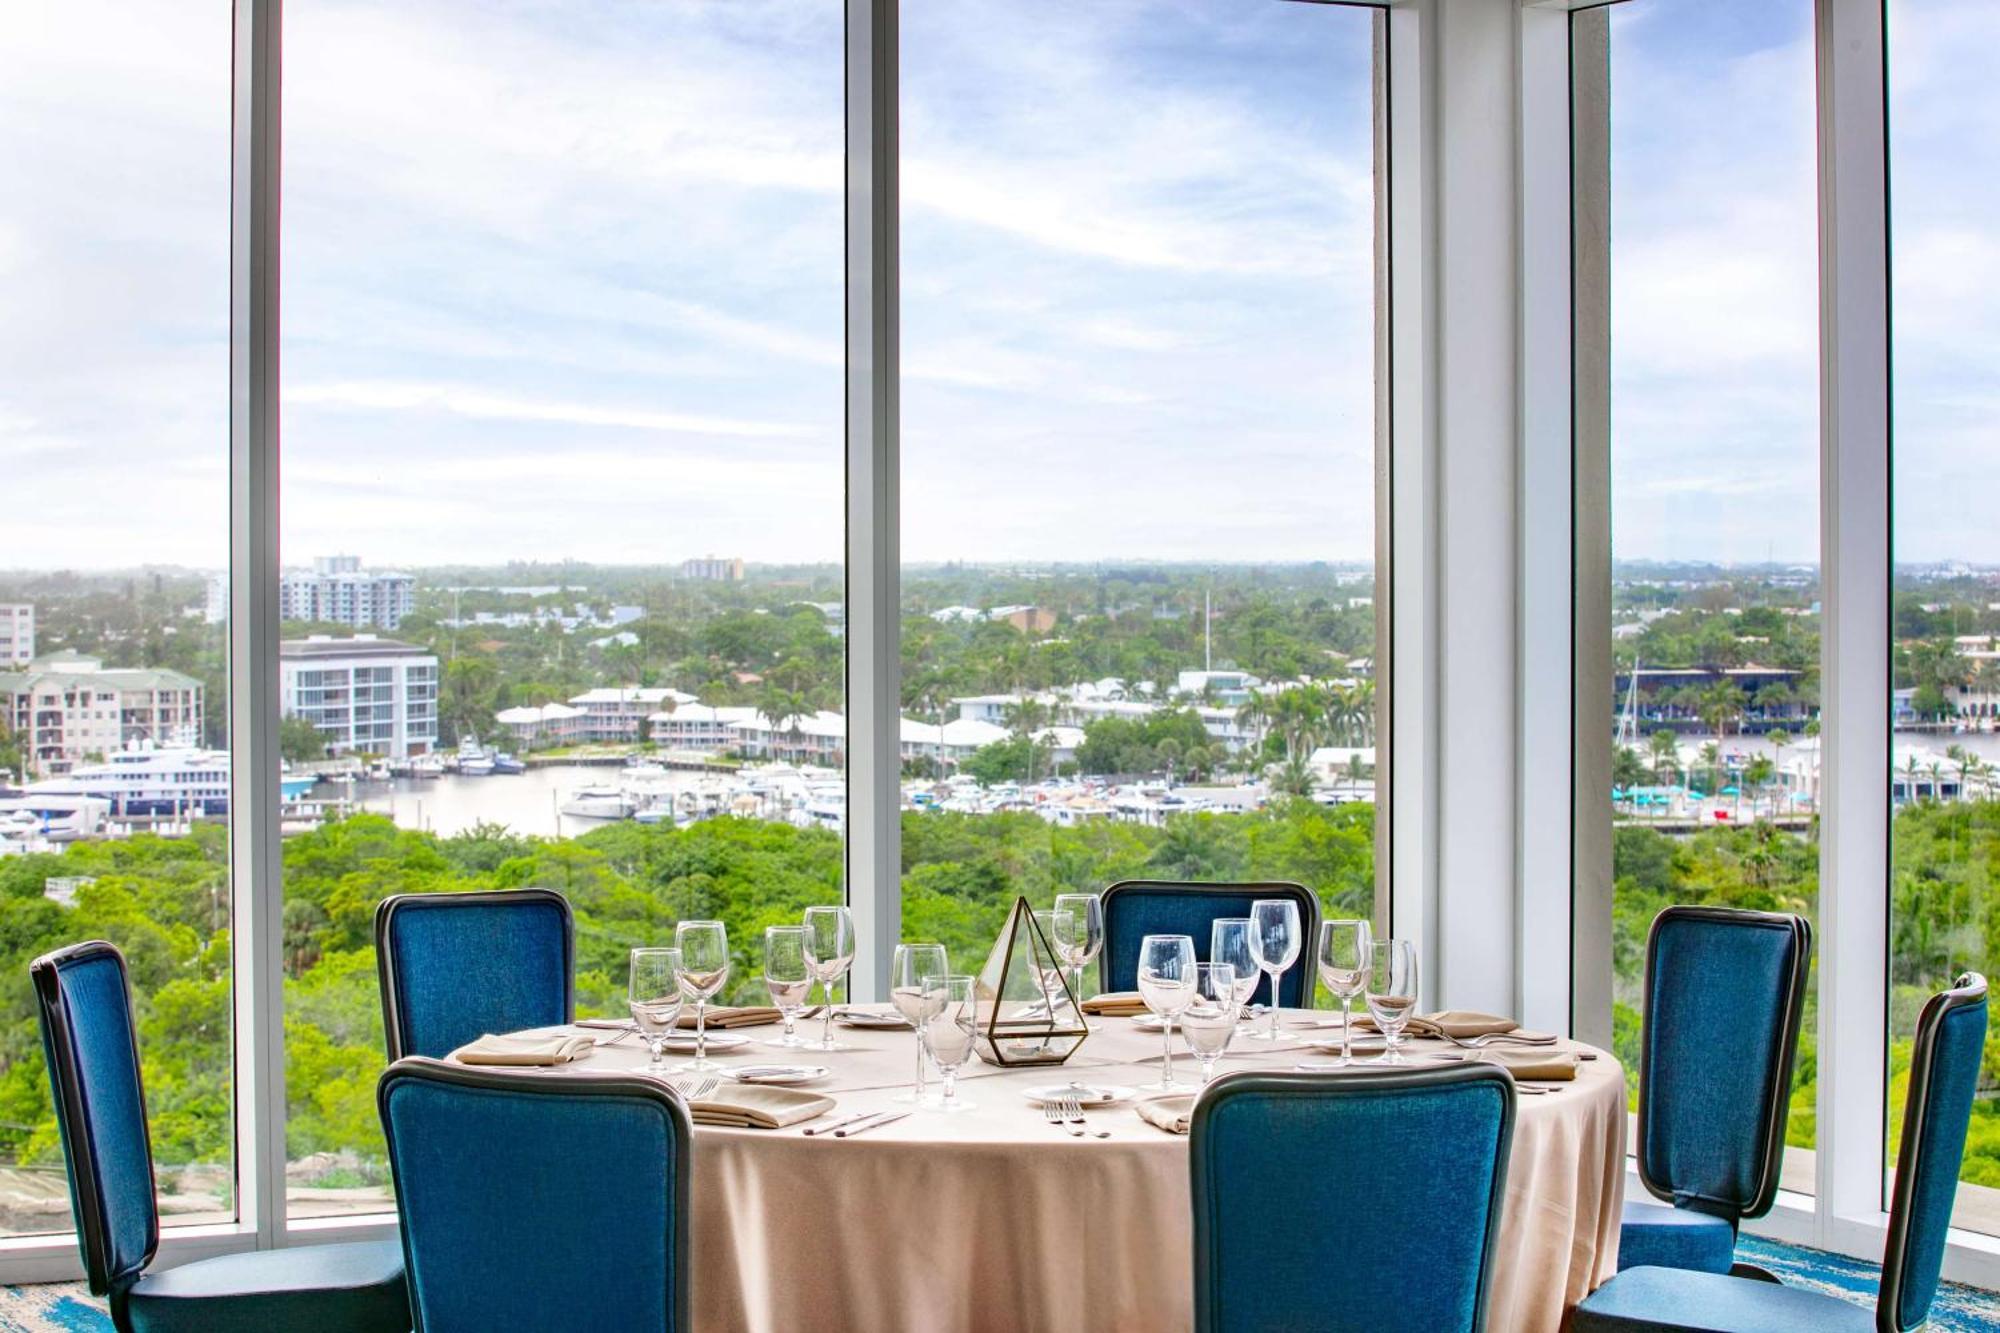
left=680, top=555, right=745, bottom=582
left=0, top=651, right=205, bottom=777
left=0, top=604, right=32, bottom=665
left=280, top=635, right=439, bottom=759
left=280, top=555, right=417, bottom=629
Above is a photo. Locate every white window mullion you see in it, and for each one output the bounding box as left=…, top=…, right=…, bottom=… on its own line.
left=228, top=0, right=287, bottom=1250
left=1812, top=0, right=1892, bottom=1241
left=844, top=0, right=900, bottom=1002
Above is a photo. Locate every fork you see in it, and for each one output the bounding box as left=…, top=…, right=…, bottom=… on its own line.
left=1058, top=1097, right=1111, bottom=1139
left=1044, top=1101, right=1084, bottom=1136
left=670, top=1076, right=718, bottom=1102
left=1422, top=1029, right=1558, bottom=1050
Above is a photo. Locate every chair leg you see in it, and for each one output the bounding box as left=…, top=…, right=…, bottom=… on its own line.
left=1728, top=1261, right=1784, bottom=1284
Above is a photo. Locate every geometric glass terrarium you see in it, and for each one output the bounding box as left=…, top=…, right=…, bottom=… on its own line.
left=971, top=896, right=1088, bottom=1066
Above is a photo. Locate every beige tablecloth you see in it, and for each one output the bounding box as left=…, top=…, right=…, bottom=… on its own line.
left=537, top=1010, right=1625, bottom=1332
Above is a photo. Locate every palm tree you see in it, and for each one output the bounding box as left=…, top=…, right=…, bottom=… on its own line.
left=1647, top=729, right=1680, bottom=790
left=759, top=688, right=811, bottom=762
left=1270, top=754, right=1318, bottom=799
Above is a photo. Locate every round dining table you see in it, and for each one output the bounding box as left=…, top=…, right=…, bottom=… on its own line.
left=535, top=1008, right=1626, bottom=1333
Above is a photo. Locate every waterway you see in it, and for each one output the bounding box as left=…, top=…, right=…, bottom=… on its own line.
left=316, top=766, right=663, bottom=839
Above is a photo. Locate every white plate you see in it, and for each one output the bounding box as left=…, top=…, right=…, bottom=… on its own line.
left=1130, top=1013, right=1168, bottom=1032
left=1020, top=1082, right=1135, bottom=1107
left=833, top=1009, right=911, bottom=1029
left=658, top=1032, right=751, bottom=1054
left=729, top=1064, right=831, bottom=1086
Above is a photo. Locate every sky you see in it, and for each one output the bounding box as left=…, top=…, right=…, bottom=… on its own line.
left=0, top=0, right=1992, bottom=570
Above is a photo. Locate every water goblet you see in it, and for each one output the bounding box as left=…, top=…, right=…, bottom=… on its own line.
left=802, top=905, right=855, bottom=1052
left=1210, top=918, right=1260, bottom=1011
left=1052, top=892, right=1105, bottom=1001
left=1366, top=938, right=1420, bottom=1064
left=674, top=920, right=729, bottom=1071
left=919, top=974, right=977, bottom=1113
left=1137, top=934, right=1197, bottom=1091
left=890, top=943, right=948, bottom=1104
left=763, top=925, right=812, bottom=1048
left=1181, top=962, right=1240, bottom=1085
left=628, top=947, right=684, bottom=1072
left=1245, top=898, right=1301, bottom=1041
left=1317, top=919, right=1372, bottom=1066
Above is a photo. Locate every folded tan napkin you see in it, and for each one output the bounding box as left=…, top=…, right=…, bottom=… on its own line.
left=686, top=1083, right=837, bottom=1129
left=1082, top=992, right=1151, bottom=1018
left=676, top=1006, right=784, bottom=1031
left=1478, top=1048, right=1578, bottom=1082
left=1134, top=1093, right=1197, bottom=1135
left=449, top=1032, right=595, bottom=1066
left=1355, top=1010, right=1521, bottom=1039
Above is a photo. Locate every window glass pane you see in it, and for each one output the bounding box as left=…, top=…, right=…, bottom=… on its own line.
left=897, top=0, right=1382, bottom=972
left=1887, top=0, right=2000, bottom=1234
left=0, top=3, right=235, bottom=1235
left=1603, top=0, right=1821, bottom=1188
left=281, top=0, right=843, bottom=1219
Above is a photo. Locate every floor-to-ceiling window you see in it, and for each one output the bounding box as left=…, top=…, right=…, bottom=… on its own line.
left=280, top=0, right=844, bottom=1218
left=0, top=2, right=236, bottom=1236
left=1887, top=0, right=2000, bottom=1234
left=1599, top=0, right=1822, bottom=1188
left=895, top=0, right=1384, bottom=974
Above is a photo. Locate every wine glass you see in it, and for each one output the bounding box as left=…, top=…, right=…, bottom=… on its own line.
left=919, top=974, right=977, bottom=1113
left=890, top=943, right=948, bottom=1104
left=1180, top=962, right=1239, bottom=1085
left=802, top=905, right=855, bottom=1052
left=1136, top=934, right=1197, bottom=1091
left=674, top=920, right=729, bottom=1071
left=1366, top=938, right=1420, bottom=1064
left=1052, top=892, right=1104, bottom=1001
left=1030, top=908, right=1075, bottom=1012
left=763, top=925, right=812, bottom=1048
left=1317, top=919, right=1372, bottom=1067
left=1209, top=918, right=1260, bottom=1010
left=628, top=947, right=684, bottom=1072
left=1244, top=899, right=1301, bottom=1041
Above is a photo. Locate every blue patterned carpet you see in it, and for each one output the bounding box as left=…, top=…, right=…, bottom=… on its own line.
left=1, top=1238, right=1996, bottom=1330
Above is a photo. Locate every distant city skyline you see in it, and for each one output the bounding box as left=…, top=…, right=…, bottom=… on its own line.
left=3, top=0, right=1993, bottom=569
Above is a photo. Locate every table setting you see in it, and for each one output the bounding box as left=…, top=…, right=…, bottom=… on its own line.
left=447, top=896, right=1626, bottom=1331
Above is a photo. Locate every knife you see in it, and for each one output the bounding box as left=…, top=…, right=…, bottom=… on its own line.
left=835, top=1111, right=910, bottom=1138
left=802, top=1111, right=871, bottom=1136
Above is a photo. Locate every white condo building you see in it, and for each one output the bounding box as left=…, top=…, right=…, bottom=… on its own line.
left=0, top=604, right=33, bottom=665
left=280, top=635, right=439, bottom=758
left=280, top=555, right=417, bottom=630
left=0, top=651, right=204, bottom=778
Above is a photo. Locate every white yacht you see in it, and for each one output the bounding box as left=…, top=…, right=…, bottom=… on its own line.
left=561, top=786, right=632, bottom=819
left=29, top=747, right=231, bottom=818
left=455, top=736, right=495, bottom=777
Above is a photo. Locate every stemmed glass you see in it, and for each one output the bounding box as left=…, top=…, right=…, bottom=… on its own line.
left=802, top=905, right=855, bottom=1052
left=763, top=925, right=813, bottom=1048
left=1137, top=934, right=1197, bottom=1091
left=890, top=943, right=948, bottom=1104
left=1180, top=962, right=1239, bottom=1085
left=1366, top=938, right=1420, bottom=1064
left=1244, top=899, right=1301, bottom=1041
left=674, top=920, right=729, bottom=1071
left=1031, top=908, right=1075, bottom=1011
left=1209, top=918, right=1260, bottom=1011
left=1317, top=919, right=1372, bottom=1066
left=919, top=974, right=977, bottom=1113
left=1052, top=892, right=1104, bottom=1002
left=628, top=947, right=685, bottom=1072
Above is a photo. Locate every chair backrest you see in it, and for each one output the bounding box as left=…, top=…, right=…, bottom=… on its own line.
left=1100, top=880, right=1321, bottom=1008
left=380, top=1058, right=692, bottom=1333
left=375, top=889, right=576, bottom=1061
left=1878, top=972, right=1988, bottom=1333
left=1636, top=905, right=1811, bottom=1222
left=29, top=941, right=158, bottom=1295
left=1190, top=1066, right=1516, bottom=1333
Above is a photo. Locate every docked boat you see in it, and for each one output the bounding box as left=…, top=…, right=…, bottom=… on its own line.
left=562, top=786, right=632, bottom=819
left=28, top=747, right=231, bottom=818
left=491, top=752, right=527, bottom=775
left=410, top=754, right=444, bottom=780
left=455, top=737, right=495, bottom=777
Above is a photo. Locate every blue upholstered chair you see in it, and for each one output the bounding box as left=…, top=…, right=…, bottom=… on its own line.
left=30, top=941, right=408, bottom=1333
left=1101, top=880, right=1321, bottom=1008
left=1189, top=1066, right=1516, bottom=1333
left=1620, top=906, right=1811, bottom=1276
left=380, top=1056, right=692, bottom=1332
left=375, top=888, right=575, bottom=1060
left=1575, top=972, right=1988, bottom=1333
